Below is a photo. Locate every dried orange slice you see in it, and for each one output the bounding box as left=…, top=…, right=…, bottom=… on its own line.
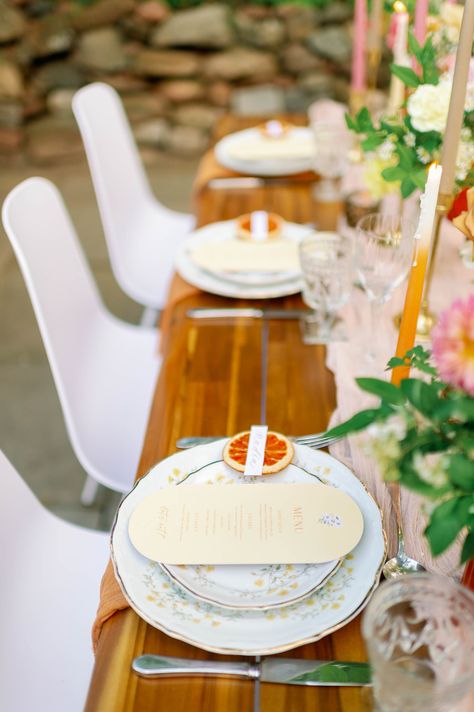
left=223, top=430, right=294, bottom=475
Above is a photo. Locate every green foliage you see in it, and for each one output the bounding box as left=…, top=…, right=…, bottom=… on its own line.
left=345, top=30, right=474, bottom=198
left=326, top=346, right=474, bottom=565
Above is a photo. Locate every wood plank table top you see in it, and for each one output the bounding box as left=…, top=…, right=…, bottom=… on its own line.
left=84, top=116, right=372, bottom=712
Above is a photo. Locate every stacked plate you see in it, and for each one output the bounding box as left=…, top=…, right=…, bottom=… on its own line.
left=111, top=441, right=386, bottom=655
left=176, top=219, right=309, bottom=299
left=215, top=125, right=315, bottom=177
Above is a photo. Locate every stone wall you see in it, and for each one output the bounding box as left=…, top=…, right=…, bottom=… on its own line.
left=0, top=0, right=368, bottom=164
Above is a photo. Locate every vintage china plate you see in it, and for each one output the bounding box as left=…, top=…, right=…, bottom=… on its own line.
left=161, top=461, right=341, bottom=610
left=176, top=220, right=306, bottom=299
left=215, top=127, right=314, bottom=177
left=111, top=441, right=386, bottom=655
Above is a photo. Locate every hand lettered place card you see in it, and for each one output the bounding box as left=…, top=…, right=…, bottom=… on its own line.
left=128, top=483, right=364, bottom=565
left=243, top=425, right=268, bottom=477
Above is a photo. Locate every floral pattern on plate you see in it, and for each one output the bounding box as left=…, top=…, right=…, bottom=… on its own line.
left=111, top=441, right=386, bottom=655
left=161, top=461, right=341, bottom=610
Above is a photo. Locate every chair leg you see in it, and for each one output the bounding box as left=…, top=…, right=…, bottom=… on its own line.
left=81, top=475, right=99, bottom=507
left=140, top=307, right=159, bottom=328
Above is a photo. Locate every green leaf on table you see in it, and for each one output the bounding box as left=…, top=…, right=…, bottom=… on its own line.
left=361, top=133, right=385, bottom=152
left=356, top=107, right=375, bottom=133
left=425, top=498, right=465, bottom=555
left=345, top=112, right=357, bottom=132
left=448, top=455, right=474, bottom=491
left=397, top=143, right=416, bottom=169
left=390, top=64, right=420, bottom=88
left=355, top=378, right=405, bottom=405
left=400, top=378, right=438, bottom=416
left=420, top=37, right=439, bottom=85
left=461, top=531, right=474, bottom=564
left=412, top=168, right=428, bottom=191
left=386, top=356, right=409, bottom=369
left=381, top=165, right=404, bottom=182
left=325, top=408, right=387, bottom=438
left=401, top=176, right=416, bottom=198
left=397, top=460, right=450, bottom=499
left=408, top=32, right=422, bottom=62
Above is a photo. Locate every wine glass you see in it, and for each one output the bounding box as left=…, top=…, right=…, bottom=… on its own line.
left=311, top=122, right=354, bottom=202
left=299, top=232, right=353, bottom=344
left=355, top=213, right=415, bottom=362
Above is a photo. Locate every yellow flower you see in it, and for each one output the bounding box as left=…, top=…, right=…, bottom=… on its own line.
left=363, top=157, right=400, bottom=200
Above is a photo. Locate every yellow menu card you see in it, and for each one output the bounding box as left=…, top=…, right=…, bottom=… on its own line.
left=128, top=483, right=364, bottom=565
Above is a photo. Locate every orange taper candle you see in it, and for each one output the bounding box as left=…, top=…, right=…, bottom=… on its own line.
left=392, top=163, right=443, bottom=385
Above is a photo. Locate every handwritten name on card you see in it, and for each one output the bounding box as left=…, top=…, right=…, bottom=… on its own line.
left=244, top=425, right=268, bottom=477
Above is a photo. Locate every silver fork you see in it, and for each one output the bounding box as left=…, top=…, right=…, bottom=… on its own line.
left=176, top=431, right=341, bottom=450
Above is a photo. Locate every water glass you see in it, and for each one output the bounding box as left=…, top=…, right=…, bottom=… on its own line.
left=311, top=122, right=354, bottom=202
left=355, top=213, right=414, bottom=361
left=362, top=574, right=474, bottom=712
left=299, top=232, right=353, bottom=344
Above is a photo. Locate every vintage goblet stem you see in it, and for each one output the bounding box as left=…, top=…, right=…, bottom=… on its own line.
left=355, top=214, right=415, bottom=365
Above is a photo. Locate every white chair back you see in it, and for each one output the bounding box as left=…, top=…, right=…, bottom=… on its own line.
left=2, top=177, right=160, bottom=493
left=0, top=449, right=109, bottom=712
left=72, top=82, right=194, bottom=310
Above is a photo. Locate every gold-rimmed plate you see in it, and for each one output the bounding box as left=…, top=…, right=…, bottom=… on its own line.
left=111, top=441, right=386, bottom=656
left=160, top=461, right=342, bottom=610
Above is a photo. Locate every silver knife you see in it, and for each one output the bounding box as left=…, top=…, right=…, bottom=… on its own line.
left=132, top=655, right=371, bottom=687
left=186, top=308, right=310, bottom=320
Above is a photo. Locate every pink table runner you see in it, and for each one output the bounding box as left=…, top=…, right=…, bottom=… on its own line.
left=328, top=221, right=473, bottom=576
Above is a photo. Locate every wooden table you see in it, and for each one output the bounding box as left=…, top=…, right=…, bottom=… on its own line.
left=85, top=117, right=372, bottom=712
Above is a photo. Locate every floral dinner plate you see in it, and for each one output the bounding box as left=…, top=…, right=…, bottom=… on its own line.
left=161, top=461, right=341, bottom=610
left=111, top=441, right=386, bottom=655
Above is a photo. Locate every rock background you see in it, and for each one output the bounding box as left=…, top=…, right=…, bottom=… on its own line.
left=0, top=0, right=387, bottom=164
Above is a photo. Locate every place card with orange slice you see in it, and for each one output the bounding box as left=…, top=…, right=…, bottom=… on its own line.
left=188, top=212, right=301, bottom=287
left=113, top=437, right=385, bottom=648
left=214, top=123, right=315, bottom=177
left=128, top=428, right=364, bottom=567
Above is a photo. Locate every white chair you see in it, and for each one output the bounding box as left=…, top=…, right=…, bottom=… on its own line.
left=0, top=449, right=110, bottom=712
left=2, top=177, right=161, bottom=502
left=72, top=82, right=195, bottom=325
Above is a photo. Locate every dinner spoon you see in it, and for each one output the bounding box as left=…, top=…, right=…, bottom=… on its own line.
left=382, top=484, right=426, bottom=579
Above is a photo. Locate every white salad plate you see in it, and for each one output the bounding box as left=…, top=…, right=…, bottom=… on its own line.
left=160, top=461, right=341, bottom=610
left=111, top=441, right=386, bottom=656
left=215, top=127, right=315, bottom=176
left=176, top=219, right=307, bottom=299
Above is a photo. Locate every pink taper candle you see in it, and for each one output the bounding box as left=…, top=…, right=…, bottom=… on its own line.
left=352, top=0, right=368, bottom=92
left=414, top=0, right=429, bottom=44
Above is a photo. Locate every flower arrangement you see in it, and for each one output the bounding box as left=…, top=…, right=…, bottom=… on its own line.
left=347, top=32, right=474, bottom=199
left=327, top=294, right=474, bottom=565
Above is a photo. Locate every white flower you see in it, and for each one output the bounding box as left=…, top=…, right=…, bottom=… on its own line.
left=407, top=79, right=452, bottom=133
left=413, top=452, right=449, bottom=489
left=363, top=415, right=407, bottom=481
left=456, top=132, right=474, bottom=182
left=377, top=139, right=396, bottom=161
left=363, top=156, right=400, bottom=200
left=440, top=2, right=464, bottom=32
left=416, top=146, right=431, bottom=164
left=404, top=132, right=416, bottom=148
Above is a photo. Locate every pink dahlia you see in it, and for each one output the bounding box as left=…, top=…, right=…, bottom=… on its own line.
left=432, top=294, right=474, bottom=395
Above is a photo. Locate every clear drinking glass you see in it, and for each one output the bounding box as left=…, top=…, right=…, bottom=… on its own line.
left=299, top=232, right=353, bottom=344
left=362, top=574, right=474, bottom=712
left=355, top=213, right=415, bottom=361
left=311, top=122, right=354, bottom=202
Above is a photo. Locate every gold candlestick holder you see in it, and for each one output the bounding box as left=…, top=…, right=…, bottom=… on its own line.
left=367, top=48, right=381, bottom=93
left=415, top=191, right=453, bottom=339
